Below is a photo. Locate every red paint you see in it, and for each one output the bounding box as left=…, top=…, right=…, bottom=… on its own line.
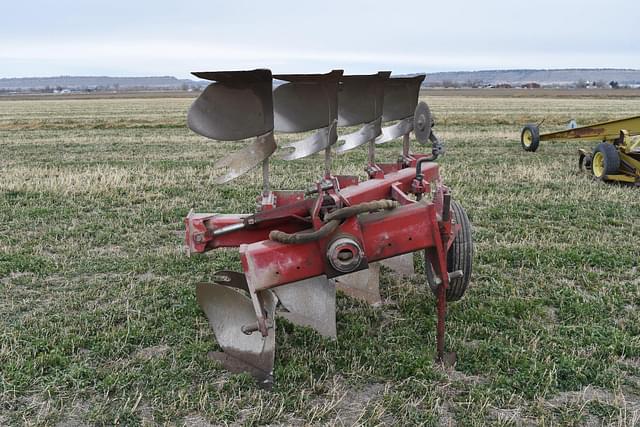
left=186, top=158, right=456, bottom=352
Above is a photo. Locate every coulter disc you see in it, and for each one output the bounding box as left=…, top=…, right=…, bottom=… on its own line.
left=414, top=102, right=432, bottom=144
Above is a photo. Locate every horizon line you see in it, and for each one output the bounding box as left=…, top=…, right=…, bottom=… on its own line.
left=2, top=67, right=640, bottom=81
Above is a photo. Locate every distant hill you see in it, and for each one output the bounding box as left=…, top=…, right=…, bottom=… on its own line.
left=0, top=76, right=206, bottom=92
left=3, top=69, right=640, bottom=92
left=424, top=69, right=640, bottom=87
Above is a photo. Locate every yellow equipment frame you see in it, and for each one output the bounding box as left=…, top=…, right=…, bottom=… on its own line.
left=538, top=116, right=640, bottom=142
left=520, top=116, right=640, bottom=185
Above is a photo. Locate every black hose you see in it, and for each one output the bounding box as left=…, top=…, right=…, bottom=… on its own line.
left=269, top=219, right=340, bottom=244
left=269, top=199, right=399, bottom=244
left=324, top=200, right=399, bottom=222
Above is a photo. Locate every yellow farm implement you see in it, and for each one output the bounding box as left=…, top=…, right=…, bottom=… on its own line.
left=520, top=116, right=640, bottom=185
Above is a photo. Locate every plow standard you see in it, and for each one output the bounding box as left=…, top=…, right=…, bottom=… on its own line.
left=184, top=69, right=473, bottom=387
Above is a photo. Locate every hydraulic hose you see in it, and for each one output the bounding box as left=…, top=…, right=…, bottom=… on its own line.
left=269, top=199, right=399, bottom=244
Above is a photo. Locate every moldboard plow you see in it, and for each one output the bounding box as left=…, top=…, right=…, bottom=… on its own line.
left=185, top=69, right=474, bottom=387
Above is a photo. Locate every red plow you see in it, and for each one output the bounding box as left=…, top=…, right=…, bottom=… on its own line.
left=184, top=69, right=473, bottom=387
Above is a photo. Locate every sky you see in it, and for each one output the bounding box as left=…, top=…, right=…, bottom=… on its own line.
left=2, top=0, right=638, bottom=79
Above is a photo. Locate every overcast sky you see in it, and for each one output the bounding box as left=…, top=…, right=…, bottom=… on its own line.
left=2, top=0, right=638, bottom=79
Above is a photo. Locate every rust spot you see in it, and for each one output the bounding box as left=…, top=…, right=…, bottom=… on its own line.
left=570, top=127, right=604, bottom=137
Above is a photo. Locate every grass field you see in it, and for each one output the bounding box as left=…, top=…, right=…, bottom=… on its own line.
left=1, top=92, right=640, bottom=426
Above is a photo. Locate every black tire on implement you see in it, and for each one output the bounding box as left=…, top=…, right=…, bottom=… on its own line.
left=520, top=124, right=540, bottom=152
left=591, top=142, right=620, bottom=181
left=429, top=200, right=474, bottom=302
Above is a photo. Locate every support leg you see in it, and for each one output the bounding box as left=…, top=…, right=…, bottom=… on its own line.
left=425, top=220, right=457, bottom=366
left=436, top=267, right=447, bottom=362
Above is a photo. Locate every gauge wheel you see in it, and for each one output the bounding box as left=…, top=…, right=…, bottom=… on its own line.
left=428, top=200, right=473, bottom=302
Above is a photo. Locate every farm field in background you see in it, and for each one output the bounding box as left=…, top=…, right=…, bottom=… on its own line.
left=1, top=92, right=639, bottom=425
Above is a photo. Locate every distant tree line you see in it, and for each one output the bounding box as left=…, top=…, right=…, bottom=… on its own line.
left=423, top=79, right=639, bottom=89
left=0, top=84, right=203, bottom=95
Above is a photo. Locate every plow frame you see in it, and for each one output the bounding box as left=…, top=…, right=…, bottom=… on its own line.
left=186, top=156, right=458, bottom=366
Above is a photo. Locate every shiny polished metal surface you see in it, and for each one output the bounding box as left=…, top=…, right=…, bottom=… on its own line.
left=189, top=69, right=274, bottom=141
left=335, top=117, right=382, bottom=153
left=188, top=69, right=276, bottom=183
left=376, top=74, right=426, bottom=145
left=273, top=70, right=342, bottom=160
left=280, top=122, right=337, bottom=160
left=335, top=72, right=390, bottom=152
left=210, top=131, right=277, bottom=183
left=273, top=276, right=337, bottom=338
left=196, top=282, right=277, bottom=386
left=375, top=116, right=414, bottom=145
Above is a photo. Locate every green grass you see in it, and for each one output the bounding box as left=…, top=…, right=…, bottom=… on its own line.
left=1, top=94, right=639, bottom=425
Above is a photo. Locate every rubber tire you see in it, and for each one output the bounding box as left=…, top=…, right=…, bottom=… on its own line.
left=592, top=143, right=620, bottom=181
left=521, top=124, right=540, bottom=152
left=429, top=200, right=474, bottom=302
